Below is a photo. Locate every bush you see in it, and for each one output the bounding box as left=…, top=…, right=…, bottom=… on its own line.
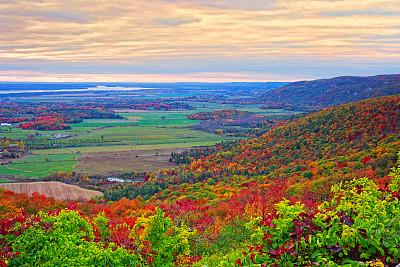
left=302, top=170, right=314, bottom=179
left=230, top=154, right=400, bottom=266
left=7, top=210, right=140, bottom=266
left=133, top=208, right=194, bottom=266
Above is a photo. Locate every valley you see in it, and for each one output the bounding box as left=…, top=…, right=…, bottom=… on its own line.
left=0, top=78, right=399, bottom=267
left=0, top=84, right=297, bottom=181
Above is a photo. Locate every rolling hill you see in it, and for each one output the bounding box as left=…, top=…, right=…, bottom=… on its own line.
left=260, top=74, right=400, bottom=110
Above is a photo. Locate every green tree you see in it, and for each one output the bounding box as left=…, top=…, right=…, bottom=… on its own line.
left=134, top=208, right=194, bottom=266
left=8, top=210, right=140, bottom=267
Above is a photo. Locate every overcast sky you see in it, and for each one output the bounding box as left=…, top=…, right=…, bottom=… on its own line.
left=0, top=0, right=399, bottom=82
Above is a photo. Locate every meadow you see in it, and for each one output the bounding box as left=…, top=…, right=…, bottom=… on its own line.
left=0, top=109, right=232, bottom=179
left=0, top=154, right=78, bottom=179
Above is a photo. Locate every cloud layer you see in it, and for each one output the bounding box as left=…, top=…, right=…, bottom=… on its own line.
left=0, top=0, right=399, bottom=81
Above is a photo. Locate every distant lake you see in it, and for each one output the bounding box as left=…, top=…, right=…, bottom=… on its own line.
left=0, top=85, right=155, bottom=95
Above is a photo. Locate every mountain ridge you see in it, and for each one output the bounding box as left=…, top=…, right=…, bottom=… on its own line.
left=260, top=74, right=400, bottom=110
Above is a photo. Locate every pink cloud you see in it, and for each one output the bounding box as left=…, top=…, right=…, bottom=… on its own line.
left=0, top=70, right=308, bottom=82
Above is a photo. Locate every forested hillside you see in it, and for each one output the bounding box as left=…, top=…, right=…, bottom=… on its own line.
left=260, top=74, right=400, bottom=110
left=106, top=95, right=399, bottom=202
left=1, top=95, right=399, bottom=266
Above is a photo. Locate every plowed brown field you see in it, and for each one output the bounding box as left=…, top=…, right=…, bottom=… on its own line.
left=0, top=182, right=102, bottom=201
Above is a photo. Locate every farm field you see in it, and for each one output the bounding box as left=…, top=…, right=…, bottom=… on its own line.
left=76, top=148, right=187, bottom=175
left=0, top=110, right=237, bottom=178
left=0, top=181, right=102, bottom=200
left=119, top=111, right=196, bottom=126
left=32, top=141, right=220, bottom=155
left=189, top=102, right=290, bottom=113
left=0, top=154, right=78, bottom=178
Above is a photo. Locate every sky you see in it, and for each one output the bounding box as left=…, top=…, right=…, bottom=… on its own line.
left=0, top=0, right=399, bottom=82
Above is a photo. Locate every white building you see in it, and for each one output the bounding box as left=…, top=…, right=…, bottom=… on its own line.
left=0, top=123, right=12, bottom=127
left=107, top=177, right=125, bottom=183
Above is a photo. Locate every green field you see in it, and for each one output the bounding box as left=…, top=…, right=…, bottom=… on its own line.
left=121, top=112, right=196, bottom=127
left=0, top=154, right=78, bottom=178
left=63, top=112, right=225, bottom=147
left=33, top=141, right=221, bottom=155
left=0, top=111, right=233, bottom=178
left=189, top=102, right=298, bottom=114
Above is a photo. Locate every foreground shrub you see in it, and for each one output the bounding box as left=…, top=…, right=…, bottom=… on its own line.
left=133, top=208, right=195, bottom=266
left=4, top=210, right=140, bottom=266
left=224, top=155, right=400, bottom=266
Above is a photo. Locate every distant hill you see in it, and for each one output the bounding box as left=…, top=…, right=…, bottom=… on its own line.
left=260, top=74, right=400, bottom=110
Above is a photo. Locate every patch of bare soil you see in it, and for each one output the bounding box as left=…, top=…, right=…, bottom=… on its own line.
left=0, top=181, right=103, bottom=201
left=76, top=148, right=187, bottom=176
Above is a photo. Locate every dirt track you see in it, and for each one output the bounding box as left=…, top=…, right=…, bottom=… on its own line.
left=0, top=181, right=103, bottom=201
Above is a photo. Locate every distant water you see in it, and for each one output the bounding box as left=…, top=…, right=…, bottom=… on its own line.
left=0, top=82, right=288, bottom=97
left=0, top=85, right=155, bottom=95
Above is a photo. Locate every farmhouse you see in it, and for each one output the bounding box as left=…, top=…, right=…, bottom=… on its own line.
left=107, top=177, right=126, bottom=183
left=52, top=133, right=71, bottom=139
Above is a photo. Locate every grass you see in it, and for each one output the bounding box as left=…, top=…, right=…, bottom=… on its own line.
left=0, top=128, right=37, bottom=139
left=121, top=111, right=196, bottom=127
left=70, top=117, right=139, bottom=128
left=33, top=141, right=223, bottom=155
left=0, top=154, right=78, bottom=178
left=0, top=111, right=231, bottom=178
left=69, top=125, right=224, bottom=145
left=190, top=102, right=301, bottom=115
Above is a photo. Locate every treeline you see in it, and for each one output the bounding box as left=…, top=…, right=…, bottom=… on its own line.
left=20, top=116, right=71, bottom=131
left=45, top=171, right=149, bottom=194
left=0, top=101, right=125, bottom=132
left=0, top=137, right=26, bottom=164
left=188, top=110, right=252, bottom=120
left=188, top=109, right=296, bottom=137
left=24, top=136, right=121, bottom=150
left=169, top=141, right=241, bottom=164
